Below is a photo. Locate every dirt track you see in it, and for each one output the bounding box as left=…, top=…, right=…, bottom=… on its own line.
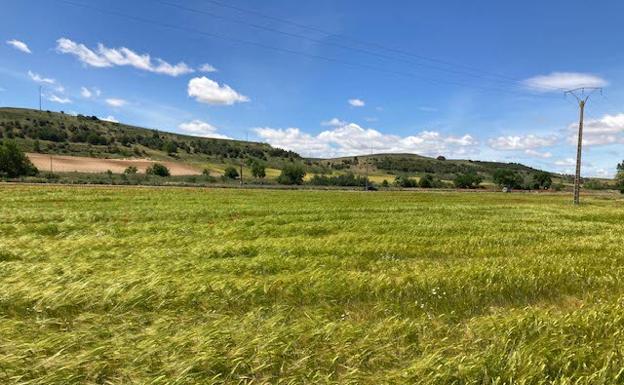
left=27, top=153, right=202, bottom=176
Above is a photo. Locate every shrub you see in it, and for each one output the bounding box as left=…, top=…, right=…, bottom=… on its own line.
left=0, top=140, right=38, bottom=178
left=531, top=171, right=552, bottom=190
left=493, top=169, right=523, bottom=189
left=202, top=168, right=211, bottom=176
left=419, top=174, right=436, bottom=188
left=394, top=175, right=418, bottom=188
left=278, top=164, right=306, bottom=185
left=124, top=166, right=138, bottom=175
left=251, top=161, right=266, bottom=179
left=146, top=163, right=170, bottom=177
left=454, top=172, right=482, bottom=189
left=381, top=179, right=389, bottom=188
left=224, top=166, right=239, bottom=179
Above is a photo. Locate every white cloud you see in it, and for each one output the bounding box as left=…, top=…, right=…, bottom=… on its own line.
left=187, top=76, right=249, bottom=105
left=418, top=106, right=438, bottom=112
left=80, top=87, right=92, bottom=98
left=56, top=37, right=194, bottom=76
left=101, top=115, right=118, bottom=123
left=348, top=98, right=365, bottom=107
left=523, top=72, right=607, bottom=92
left=555, top=158, right=576, bottom=166
left=178, top=120, right=230, bottom=139
left=488, top=134, right=558, bottom=150
left=524, top=149, right=552, bottom=159
left=199, top=63, right=217, bottom=73
left=321, top=118, right=347, bottom=127
left=567, top=113, right=624, bottom=146
left=47, top=94, right=72, bottom=104
left=6, top=39, right=31, bottom=54
left=106, top=98, right=127, bottom=107
left=255, top=122, right=478, bottom=158
left=28, top=71, right=55, bottom=85
left=80, top=86, right=101, bottom=99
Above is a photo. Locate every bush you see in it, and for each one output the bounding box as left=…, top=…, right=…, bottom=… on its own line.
left=278, top=164, right=306, bottom=185
left=146, top=163, right=170, bottom=177
left=493, top=169, right=523, bottom=189
left=454, top=172, right=482, bottom=189
left=0, top=140, right=38, bottom=178
left=418, top=174, right=440, bottom=188
left=532, top=171, right=552, bottom=190
left=251, top=161, right=266, bottom=179
left=309, top=172, right=368, bottom=187
left=381, top=179, right=389, bottom=188
left=394, top=175, right=418, bottom=188
left=124, top=166, right=138, bottom=175
left=202, top=168, right=211, bottom=176
left=224, top=166, right=239, bottom=179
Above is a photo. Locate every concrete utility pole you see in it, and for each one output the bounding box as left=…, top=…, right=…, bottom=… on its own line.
left=564, top=87, right=602, bottom=205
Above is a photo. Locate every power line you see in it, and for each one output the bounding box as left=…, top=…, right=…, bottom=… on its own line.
left=193, top=0, right=567, bottom=93
left=53, top=0, right=559, bottom=98
left=158, top=0, right=540, bottom=91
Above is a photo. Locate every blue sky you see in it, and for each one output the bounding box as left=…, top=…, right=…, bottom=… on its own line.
left=2, top=0, right=624, bottom=176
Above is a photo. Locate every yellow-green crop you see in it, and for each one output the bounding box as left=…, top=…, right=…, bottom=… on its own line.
left=1, top=185, right=624, bottom=384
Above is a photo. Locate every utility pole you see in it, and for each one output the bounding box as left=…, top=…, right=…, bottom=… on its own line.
left=39, top=85, right=42, bottom=111
left=564, top=87, right=602, bottom=205
left=240, top=161, right=243, bottom=186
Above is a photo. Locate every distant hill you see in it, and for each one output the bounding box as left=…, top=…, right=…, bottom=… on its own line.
left=0, top=107, right=300, bottom=168
left=0, top=107, right=567, bottom=185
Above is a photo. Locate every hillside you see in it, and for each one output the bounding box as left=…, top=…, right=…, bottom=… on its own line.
left=0, top=107, right=567, bottom=186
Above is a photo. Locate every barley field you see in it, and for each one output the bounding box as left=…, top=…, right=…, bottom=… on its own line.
left=1, top=185, right=624, bottom=384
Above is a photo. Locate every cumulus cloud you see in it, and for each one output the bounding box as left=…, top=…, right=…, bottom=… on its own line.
left=81, top=87, right=101, bottom=98
left=348, top=98, right=365, bottom=107
left=56, top=37, right=194, bottom=76
left=255, top=122, right=478, bottom=158
left=178, top=120, right=230, bottom=139
left=47, top=94, right=72, bottom=104
left=6, top=39, right=31, bottom=54
left=28, top=71, right=55, bottom=85
left=187, top=76, right=249, bottom=105
left=199, top=63, right=217, bottom=73
left=488, top=134, right=558, bottom=150
left=101, top=115, right=118, bottom=123
left=567, top=113, right=624, bottom=146
left=523, top=72, right=607, bottom=92
left=554, top=158, right=576, bottom=167
left=523, top=149, right=552, bottom=159
left=105, top=98, right=127, bottom=107
left=321, top=118, right=347, bottom=127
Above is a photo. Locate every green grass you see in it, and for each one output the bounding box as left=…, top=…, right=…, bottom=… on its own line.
left=2, top=185, right=624, bottom=384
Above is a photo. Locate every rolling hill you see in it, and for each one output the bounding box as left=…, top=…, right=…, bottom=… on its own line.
left=0, top=107, right=568, bottom=185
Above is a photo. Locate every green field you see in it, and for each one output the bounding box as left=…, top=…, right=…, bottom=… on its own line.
left=2, top=185, right=624, bottom=384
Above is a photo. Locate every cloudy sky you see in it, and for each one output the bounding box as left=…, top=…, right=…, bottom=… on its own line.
left=2, top=0, right=624, bottom=176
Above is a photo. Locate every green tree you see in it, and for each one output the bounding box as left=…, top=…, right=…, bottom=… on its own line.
left=224, top=166, right=239, bottom=179
left=162, top=141, right=178, bottom=154
left=419, top=174, right=435, bottom=188
left=33, top=140, right=41, bottom=153
left=0, top=141, right=38, bottom=178
left=124, top=166, right=138, bottom=175
left=277, top=164, right=306, bottom=185
left=493, top=169, right=522, bottom=189
left=532, top=171, right=552, bottom=190
left=146, top=163, right=170, bottom=177
left=251, top=161, right=266, bottom=179
left=453, top=172, right=482, bottom=189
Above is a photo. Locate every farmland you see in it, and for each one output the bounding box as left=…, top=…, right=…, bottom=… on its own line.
left=2, top=185, right=624, bottom=384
